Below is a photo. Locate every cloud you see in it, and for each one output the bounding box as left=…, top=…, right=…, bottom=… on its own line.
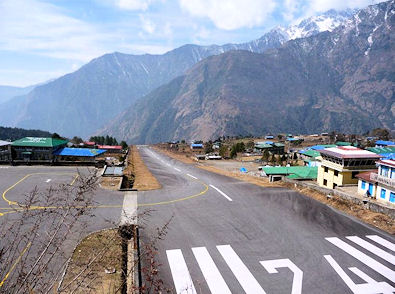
left=0, top=0, right=111, bottom=62
left=307, top=0, right=381, bottom=13
left=117, top=0, right=152, bottom=10
left=140, top=15, right=156, bottom=34
left=179, top=0, right=276, bottom=30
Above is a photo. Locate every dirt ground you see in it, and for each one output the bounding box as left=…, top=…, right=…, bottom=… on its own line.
left=155, top=146, right=394, bottom=234
left=61, top=229, right=123, bottom=294
left=99, top=176, right=122, bottom=190
left=126, top=146, right=161, bottom=191
left=152, top=145, right=196, bottom=164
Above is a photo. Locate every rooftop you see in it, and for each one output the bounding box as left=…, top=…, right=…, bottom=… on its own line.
left=0, top=140, right=11, bottom=147
left=299, top=149, right=321, bottom=158
left=319, top=146, right=381, bottom=159
left=367, top=146, right=395, bottom=154
left=356, top=170, right=378, bottom=183
left=12, top=137, right=68, bottom=147
left=377, top=159, right=395, bottom=168
left=376, top=140, right=395, bottom=146
left=98, top=145, right=122, bottom=150
left=53, top=147, right=107, bottom=157
left=262, top=166, right=318, bottom=179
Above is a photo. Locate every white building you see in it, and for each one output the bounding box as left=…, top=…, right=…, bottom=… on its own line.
left=356, top=159, right=395, bottom=205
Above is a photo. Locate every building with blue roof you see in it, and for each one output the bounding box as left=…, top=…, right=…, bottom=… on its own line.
left=375, top=140, right=395, bottom=147
left=53, top=147, right=107, bottom=163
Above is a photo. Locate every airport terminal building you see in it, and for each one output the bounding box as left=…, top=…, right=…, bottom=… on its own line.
left=12, top=137, right=68, bottom=163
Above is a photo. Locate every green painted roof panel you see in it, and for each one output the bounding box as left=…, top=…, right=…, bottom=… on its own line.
left=263, top=166, right=318, bottom=179
left=12, top=137, right=68, bottom=147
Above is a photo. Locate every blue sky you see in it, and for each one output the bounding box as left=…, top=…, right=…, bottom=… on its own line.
left=0, top=0, right=380, bottom=86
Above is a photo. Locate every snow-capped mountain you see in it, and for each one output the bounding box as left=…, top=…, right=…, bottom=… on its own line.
left=0, top=7, right=367, bottom=138
left=239, top=9, right=356, bottom=53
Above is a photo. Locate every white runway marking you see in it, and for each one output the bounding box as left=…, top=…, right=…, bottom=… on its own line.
left=260, top=259, right=303, bottom=294
left=326, top=237, right=395, bottom=281
left=166, top=249, right=196, bottom=294
left=120, top=191, right=137, bottom=225
left=174, top=167, right=181, bottom=172
left=187, top=174, right=198, bottom=180
left=192, top=247, right=232, bottom=294
left=45, top=179, right=51, bottom=183
left=366, top=235, right=395, bottom=252
left=209, top=185, right=233, bottom=201
left=324, top=255, right=395, bottom=294
left=217, top=245, right=266, bottom=294
left=346, top=236, right=395, bottom=265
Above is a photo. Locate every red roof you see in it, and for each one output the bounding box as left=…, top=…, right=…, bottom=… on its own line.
left=98, top=145, right=122, bottom=150
left=84, top=141, right=96, bottom=146
left=377, top=159, right=395, bottom=168
left=356, top=170, right=378, bottom=183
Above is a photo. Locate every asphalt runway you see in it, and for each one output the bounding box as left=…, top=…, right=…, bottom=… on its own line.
left=0, top=165, right=125, bottom=289
left=137, top=146, right=395, bottom=294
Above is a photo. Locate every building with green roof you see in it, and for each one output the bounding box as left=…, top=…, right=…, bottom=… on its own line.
left=12, top=137, right=68, bottom=163
left=262, top=166, right=318, bottom=182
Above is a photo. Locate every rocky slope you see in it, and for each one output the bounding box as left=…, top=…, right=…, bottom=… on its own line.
left=0, top=9, right=355, bottom=138
left=103, top=1, right=394, bottom=143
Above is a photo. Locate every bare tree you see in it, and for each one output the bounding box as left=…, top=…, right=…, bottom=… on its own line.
left=0, top=170, right=173, bottom=294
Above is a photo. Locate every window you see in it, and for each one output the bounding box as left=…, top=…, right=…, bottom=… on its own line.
left=381, top=166, right=389, bottom=177
left=323, top=179, right=327, bottom=186
left=390, top=192, right=395, bottom=203
left=380, top=189, right=386, bottom=199
left=334, top=170, right=339, bottom=177
left=361, top=180, right=366, bottom=189
left=352, top=171, right=358, bottom=179
left=324, top=167, right=328, bottom=173
left=333, top=183, right=337, bottom=189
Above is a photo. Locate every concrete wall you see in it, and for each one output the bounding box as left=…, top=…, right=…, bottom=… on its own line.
left=285, top=178, right=395, bottom=219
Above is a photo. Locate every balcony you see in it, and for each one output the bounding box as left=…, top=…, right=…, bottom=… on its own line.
left=370, top=173, right=395, bottom=188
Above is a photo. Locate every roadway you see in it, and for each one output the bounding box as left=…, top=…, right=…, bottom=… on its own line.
left=137, top=146, right=395, bottom=294
left=0, top=165, right=125, bottom=290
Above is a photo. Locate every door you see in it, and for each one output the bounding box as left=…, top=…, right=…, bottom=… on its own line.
left=368, top=183, right=374, bottom=196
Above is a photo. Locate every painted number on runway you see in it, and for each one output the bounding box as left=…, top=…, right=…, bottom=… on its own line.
left=165, top=234, right=395, bottom=294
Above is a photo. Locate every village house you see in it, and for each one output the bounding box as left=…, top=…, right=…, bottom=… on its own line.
left=356, top=159, right=395, bottom=204
left=317, top=146, right=381, bottom=189
left=11, top=137, right=68, bottom=163
left=0, top=140, right=11, bottom=163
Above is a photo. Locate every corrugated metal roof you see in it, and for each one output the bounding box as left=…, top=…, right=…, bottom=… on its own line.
left=300, top=150, right=320, bottom=158
left=53, top=148, right=106, bottom=157
left=103, top=166, right=124, bottom=176
left=12, top=137, right=68, bottom=147
left=0, top=140, right=11, bottom=147
left=335, top=141, right=352, bottom=146
left=367, top=146, right=395, bottom=154
left=263, top=166, right=318, bottom=180
left=376, top=140, right=395, bottom=146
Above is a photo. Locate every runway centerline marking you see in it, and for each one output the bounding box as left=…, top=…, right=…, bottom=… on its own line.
left=174, top=167, right=181, bottom=172
left=209, top=185, right=233, bottom=201
left=186, top=174, right=198, bottom=180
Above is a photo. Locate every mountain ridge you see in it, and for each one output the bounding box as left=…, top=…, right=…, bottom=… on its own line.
left=0, top=8, right=357, bottom=138
left=102, top=0, right=394, bottom=144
